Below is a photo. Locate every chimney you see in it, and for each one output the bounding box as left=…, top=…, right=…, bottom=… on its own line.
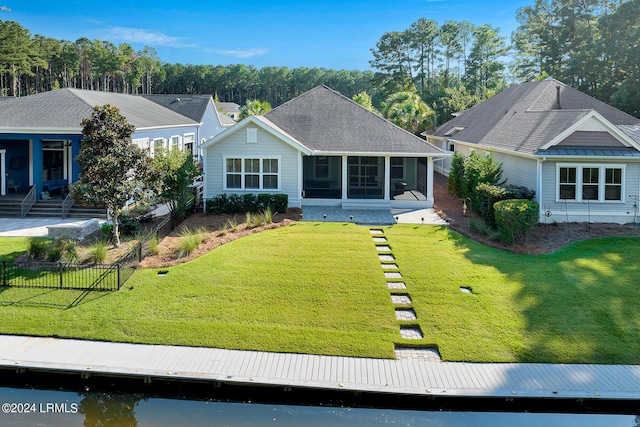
left=556, top=86, right=561, bottom=109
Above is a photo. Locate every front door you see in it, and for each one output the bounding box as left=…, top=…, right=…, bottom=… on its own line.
left=42, top=140, right=66, bottom=181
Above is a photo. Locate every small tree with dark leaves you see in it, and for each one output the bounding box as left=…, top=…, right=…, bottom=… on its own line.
left=72, top=104, right=158, bottom=247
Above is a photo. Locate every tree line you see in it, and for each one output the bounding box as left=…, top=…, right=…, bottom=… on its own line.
left=2, top=0, right=640, bottom=119
left=0, top=19, right=374, bottom=106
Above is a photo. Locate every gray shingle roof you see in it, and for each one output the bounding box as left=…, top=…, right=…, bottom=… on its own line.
left=432, top=79, right=640, bottom=156
left=0, top=88, right=198, bottom=131
left=263, top=85, right=447, bottom=156
left=142, top=94, right=212, bottom=122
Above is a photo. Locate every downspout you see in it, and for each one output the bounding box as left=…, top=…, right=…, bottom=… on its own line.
left=537, top=157, right=546, bottom=223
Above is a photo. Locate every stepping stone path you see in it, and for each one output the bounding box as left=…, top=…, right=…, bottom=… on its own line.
left=370, top=228, right=442, bottom=362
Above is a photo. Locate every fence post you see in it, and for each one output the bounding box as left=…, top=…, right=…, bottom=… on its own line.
left=117, top=264, right=121, bottom=290
left=59, top=262, right=63, bottom=289
left=138, top=242, right=142, bottom=262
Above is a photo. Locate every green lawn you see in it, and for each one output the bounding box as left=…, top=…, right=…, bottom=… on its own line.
left=0, top=224, right=638, bottom=364
left=385, top=225, right=640, bottom=364
left=0, top=224, right=398, bottom=358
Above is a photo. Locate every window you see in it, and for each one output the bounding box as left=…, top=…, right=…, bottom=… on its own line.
left=226, top=158, right=242, bottom=189
left=245, top=158, right=260, bottom=189
left=184, top=134, right=195, bottom=156
left=153, top=138, right=165, bottom=156
left=170, top=136, right=180, bottom=151
left=557, top=164, right=624, bottom=202
left=263, top=159, right=279, bottom=189
left=224, top=157, right=280, bottom=190
left=559, top=167, right=576, bottom=200
left=605, top=168, right=622, bottom=200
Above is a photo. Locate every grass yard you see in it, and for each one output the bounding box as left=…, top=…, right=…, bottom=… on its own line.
left=385, top=225, right=640, bottom=364
left=0, top=223, right=398, bottom=358
left=0, top=224, right=638, bottom=363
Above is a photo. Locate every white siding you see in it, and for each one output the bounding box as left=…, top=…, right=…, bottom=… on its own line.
left=204, top=127, right=301, bottom=206
left=540, top=160, right=640, bottom=224
left=446, top=143, right=538, bottom=190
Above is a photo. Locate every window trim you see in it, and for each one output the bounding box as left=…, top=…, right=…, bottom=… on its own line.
left=170, top=135, right=181, bottom=151
left=183, top=133, right=196, bottom=156
left=223, top=156, right=281, bottom=191
left=152, top=138, right=166, bottom=157
left=555, top=163, right=625, bottom=203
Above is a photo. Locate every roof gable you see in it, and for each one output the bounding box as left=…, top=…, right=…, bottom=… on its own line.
left=263, top=85, right=446, bottom=156
left=200, top=115, right=312, bottom=155
left=433, top=79, right=640, bottom=156
left=0, top=89, right=198, bottom=132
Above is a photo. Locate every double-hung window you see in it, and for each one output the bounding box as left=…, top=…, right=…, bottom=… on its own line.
left=224, top=157, right=280, bottom=190
left=557, top=164, right=624, bottom=202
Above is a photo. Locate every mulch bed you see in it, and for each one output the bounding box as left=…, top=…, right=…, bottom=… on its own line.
left=432, top=173, right=640, bottom=254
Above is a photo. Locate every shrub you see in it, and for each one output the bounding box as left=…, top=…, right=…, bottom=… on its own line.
left=147, top=234, right=160, bottom=255
left=448, top=151, right=465, bottom=197
left=87, top=240, right=108, bottom=264
left=177, top=226, right=208, bottom=257
left=476, top=183, right=508, bottom=227
left=245, top=212, right=254, bottom=229
left=226, top=217, right=238, bottom=232
left=118, top=213, right=140, bottom=236
left=28, top=237, right=50, bottom=260
left=494, top=199, right=539, bottom=244
left=504, top=184, right=536, bottom=200
left=100, top=222, right=114, bottom=239
left=206, top=193, right=288, bottom=215
left=469, top=218, right=501, bottom=240
left=262, top=206, right=274, bottom=224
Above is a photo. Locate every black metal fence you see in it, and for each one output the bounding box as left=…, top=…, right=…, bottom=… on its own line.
left=1, top=214, right=176, bottom=291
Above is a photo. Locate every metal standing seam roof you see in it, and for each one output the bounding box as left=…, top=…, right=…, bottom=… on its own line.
left=0, top=88, right=199, bottom=131
left=432, top=79, right=640, bottom=156
left=263, top=85, right=448, bottom=156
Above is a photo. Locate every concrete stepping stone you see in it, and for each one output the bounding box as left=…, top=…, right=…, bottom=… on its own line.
left=378, top=254, right=395, bottom=261
left=372, top=236, right=387, bottom=243
left=394, top=346, right=441, bottom=362
left=386, top=282, right=406, bottom=290
left=399, top=325, right=423, bottom=340
left=395, top=308, right=417, bottom=321
left=376, top=245, right=391, bottom=252
left=381, top=263, right=398, bottom=269
left=391, top=294, right=411, bottom=305
left=384, top=271, right=402, bottom=278
left=370, top=229, right=384, bottom=235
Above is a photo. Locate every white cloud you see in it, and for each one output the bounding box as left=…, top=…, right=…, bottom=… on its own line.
left=105, top=26, right=197, bottom=48
left=212, top=48, right=269, bottom=59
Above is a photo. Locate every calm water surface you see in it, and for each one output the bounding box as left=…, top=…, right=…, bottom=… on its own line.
left=0, top=386, right=638, bottom=426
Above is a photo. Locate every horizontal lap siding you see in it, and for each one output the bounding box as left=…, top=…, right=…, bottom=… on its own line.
left=205, top=128, right=300, bottom=202
left=454, top=144, right=537, bottom=190
left=540, top=161, right=640, bottom=224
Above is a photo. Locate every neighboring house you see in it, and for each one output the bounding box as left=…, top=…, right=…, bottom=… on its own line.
left=427, top=79, right=640, bottom=224
left=202, top=85, right=450, bottom=209
left=0, top=89, right=214, bottom=198
left=143, top=94, right=231, bottom=159
left=215, top=102, right=241, bottom=121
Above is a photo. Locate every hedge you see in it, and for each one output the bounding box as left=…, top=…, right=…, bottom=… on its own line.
left=205, top=193, right=288, bottom=215
left=494, top=199, right=539, bottom=244
left=476, top=183, right=536, bottom=227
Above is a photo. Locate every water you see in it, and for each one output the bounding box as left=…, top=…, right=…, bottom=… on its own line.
left=0, top=385, right=637, bottom=427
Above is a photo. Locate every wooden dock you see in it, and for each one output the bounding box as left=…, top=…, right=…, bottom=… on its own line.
left=1, top=335, right=639, bottom=400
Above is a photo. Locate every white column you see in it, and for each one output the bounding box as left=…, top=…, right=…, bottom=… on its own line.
left=341, top=155, right=348, bottom=200
left=384, top=156, right=391, bottom=201
left=427, top=157, right=434, bottom=206
left=0, top=149, right=5, bottom=196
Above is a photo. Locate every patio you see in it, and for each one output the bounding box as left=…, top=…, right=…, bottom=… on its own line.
left=301, top=206, right=447, bottom=225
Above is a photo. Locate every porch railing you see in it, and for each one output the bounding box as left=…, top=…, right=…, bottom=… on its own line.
left=61, top=191, right=74, bottom=218
left=20, top=185, right=36, bottom=218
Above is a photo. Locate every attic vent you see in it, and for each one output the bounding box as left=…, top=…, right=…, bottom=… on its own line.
left=444, top=126, right=465, bottom=136
left=246, top=127, right=258, bottom=143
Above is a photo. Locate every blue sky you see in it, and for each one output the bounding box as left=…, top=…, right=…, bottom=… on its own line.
left=7, top=0, right=531, bottom=70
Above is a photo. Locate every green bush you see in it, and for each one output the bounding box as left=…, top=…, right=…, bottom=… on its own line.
left=504, top=184, right=536, bottom=201
left=205, top=193, right=289, bottom=215
left=87, top=240, right=108, bottom=264
left=28, top=237, right=50, bottom=260
left=100, top=222, right=114, bottom=239
left=118, top=213, right=140, bottom=236
left=447, top=151, right=465, bottom=197
left=476, top=183, right=508, bottom=227
left=494, top=199, right=540, bottom=244
left=147, top=234, right=160, bottom=255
